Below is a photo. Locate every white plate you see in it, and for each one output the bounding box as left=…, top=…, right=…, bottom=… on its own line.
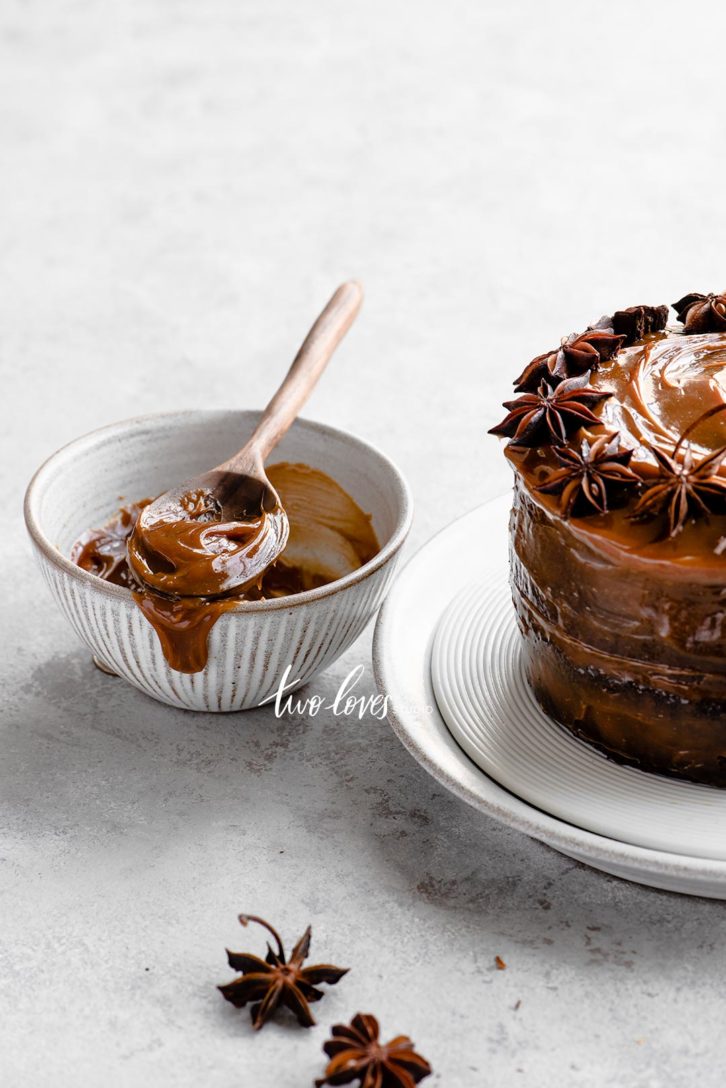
left=432, top=579, right=726, bottom=860
left=372, top=494, right=726, bottom=898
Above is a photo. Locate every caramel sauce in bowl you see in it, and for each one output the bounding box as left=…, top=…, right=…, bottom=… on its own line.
left=70, top=464, right=381, bottom=674
left=24, top=411, right=413, bottom=711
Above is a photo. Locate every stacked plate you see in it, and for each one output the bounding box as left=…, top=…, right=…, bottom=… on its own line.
left=373, top=494, right=726, bottom=898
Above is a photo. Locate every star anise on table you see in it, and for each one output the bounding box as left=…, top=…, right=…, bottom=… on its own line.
left=536, top=432, right=640, bottom=517
left=609, top=303, right=669, bottom=345
left=673, top=292, right=726, bottom=334
left=513, top=329, right=624, bottom=392
left=632, top=443, right=726, bottom=537
left=218, top=914, right=348, bottom=1029
left=315, top=1012, right=432, bottom=1088
left=489, top=372, right=612, bottom=448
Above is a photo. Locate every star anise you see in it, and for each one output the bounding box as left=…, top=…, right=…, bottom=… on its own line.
left=673, top=292, right=726, bottom=334
left=632, top=443, right=726, bottom=537
left=315, top=1012, right=432, bottom=1088
left=489, top=372, right=612, bottom=448
left=513, top=329, right=624, bottom=392
left=536, top=432, right=640, bottom=517
left=218, top=914, right=348, bottom=1029
left=610, top=303, right=669, bottom=345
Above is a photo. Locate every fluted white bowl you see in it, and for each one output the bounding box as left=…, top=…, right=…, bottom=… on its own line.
left=25, top=410, right=412, bottom=712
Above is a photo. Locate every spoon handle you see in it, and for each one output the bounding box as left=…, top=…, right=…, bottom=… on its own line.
left=227, top=281, right=363, bottom=470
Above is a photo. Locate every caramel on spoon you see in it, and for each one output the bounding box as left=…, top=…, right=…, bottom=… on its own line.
left=127, top=281, right=363, bottom=597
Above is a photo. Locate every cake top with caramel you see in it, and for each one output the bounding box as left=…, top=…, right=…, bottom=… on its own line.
left=489, top=292, right=726, bottom=565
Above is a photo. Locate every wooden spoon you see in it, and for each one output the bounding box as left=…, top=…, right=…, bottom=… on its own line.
left=127, top=281, right=363, bottom=598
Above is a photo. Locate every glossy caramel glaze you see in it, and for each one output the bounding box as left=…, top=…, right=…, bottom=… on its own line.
left=504, top=329, right=726, bottom=786
left=71, top=463, right=378, bottom=674
left=594, top=330, right=726, bottom=468
left=127, top=488, right=278, bottom=599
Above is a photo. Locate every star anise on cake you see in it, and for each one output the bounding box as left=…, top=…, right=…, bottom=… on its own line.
left=609, top=303, right=669, bottom=345
left=218, top=914, right=348, bottom=1029
left=315, top=1012, right=432, bottom=1088
left=536, top=432, right=640, bottom=517
left=513, top=329, right=624, bottom=392
left=673, top=292, right=726, bottom=334
left=489, top=372, right=612, bottom=448
left=632, top=443, right=726, bottom=537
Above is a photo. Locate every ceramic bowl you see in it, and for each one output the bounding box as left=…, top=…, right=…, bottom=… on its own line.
left=25, top=410, right=412, bottom=712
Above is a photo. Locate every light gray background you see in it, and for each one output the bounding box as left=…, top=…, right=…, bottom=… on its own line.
left=2, top=1, right=725, bottom=1085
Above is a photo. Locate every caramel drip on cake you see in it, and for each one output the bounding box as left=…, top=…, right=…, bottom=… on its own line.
left=509, top=478, right=726, bottom=784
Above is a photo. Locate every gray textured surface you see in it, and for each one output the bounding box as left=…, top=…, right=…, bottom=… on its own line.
left=2, top=1, right=726, bottom=1085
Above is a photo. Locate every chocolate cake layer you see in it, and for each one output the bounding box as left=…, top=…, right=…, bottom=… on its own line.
left=510, top=478, right=726, bottom=786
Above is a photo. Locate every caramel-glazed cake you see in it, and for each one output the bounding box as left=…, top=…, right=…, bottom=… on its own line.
left=490, top=292, right=726, bottom=787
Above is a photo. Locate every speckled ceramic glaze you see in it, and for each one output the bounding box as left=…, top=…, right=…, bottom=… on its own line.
left=25, top=411, right=412, bottom=712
